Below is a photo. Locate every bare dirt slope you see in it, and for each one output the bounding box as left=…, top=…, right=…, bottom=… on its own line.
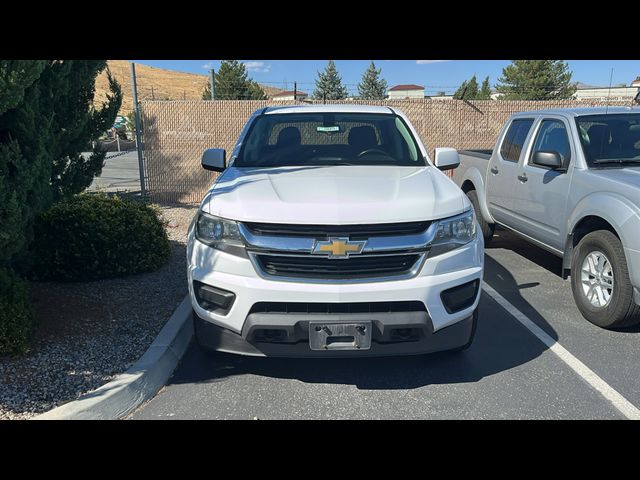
left=95, top=60, right=282, bottom=114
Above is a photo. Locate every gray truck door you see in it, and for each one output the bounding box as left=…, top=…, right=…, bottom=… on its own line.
left=511, top=116, right=573, bottom=251
left=486, top=118, right=535, bottom=225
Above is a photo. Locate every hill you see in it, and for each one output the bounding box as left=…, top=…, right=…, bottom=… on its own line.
left=94, top=60, right=283, bottom=114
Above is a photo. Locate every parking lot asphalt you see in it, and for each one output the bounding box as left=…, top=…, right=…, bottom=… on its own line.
left=87, top=151, right=142, bottom=193
left=130, top=229, right=640, bottom=420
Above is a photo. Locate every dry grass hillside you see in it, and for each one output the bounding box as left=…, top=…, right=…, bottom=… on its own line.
left=94, top=60, right=283, bottom=114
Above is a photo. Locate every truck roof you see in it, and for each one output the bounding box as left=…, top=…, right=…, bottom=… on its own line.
left=263, top=104, right=395, bottom=115
left=511, top=106, right=639, bottom=118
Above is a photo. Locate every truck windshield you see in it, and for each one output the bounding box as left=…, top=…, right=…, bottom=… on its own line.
left=235, top=112, right=426, bottom=167
left=576, top=113, right=640, bottom=167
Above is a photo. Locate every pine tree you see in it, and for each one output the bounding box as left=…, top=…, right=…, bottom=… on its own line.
left=357, top=61, right=388, bottom=100
left=454, top=75, right=479, bottom=100
left=201, top=60, right=266, bottom=100
left=453, top=80, right=468, bottom=100
left=478, top=76, right=492, bottom=100
left=0, top=60, right=121, bottom=271
left=0, top=61, right=48, bottom=270
left=313, top=60, right=348, bottom=100
left=496, top=60, right=576, bottom=100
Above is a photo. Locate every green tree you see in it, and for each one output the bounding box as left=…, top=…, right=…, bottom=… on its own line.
left=453, top=75, right=479, bottom=100
left=201, top=60, right=266, bottom=100
left=0, top=60, right=120, bottom=352
left=495, top=60, right=576, bottom=100
left=0, top=59, right=121, bottom=267
left=478, top=76, right=492, bottom=100
left=357, top=61, right=388, bottom=100
left=313, top=60, right=348, bottom=100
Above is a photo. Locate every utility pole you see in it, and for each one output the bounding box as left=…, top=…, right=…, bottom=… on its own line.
left=151, top=85, right=155, bottom=100
left=294, top=81, right=297, bottom=102
left=130, top=62, right=146, bottom=197
left=209, top=69, right=215, bottom=100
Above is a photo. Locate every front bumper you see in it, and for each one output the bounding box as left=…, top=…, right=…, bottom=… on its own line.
left=187, top=230, right=483, bottom=356
left=193, top=308, right=477, bottom=357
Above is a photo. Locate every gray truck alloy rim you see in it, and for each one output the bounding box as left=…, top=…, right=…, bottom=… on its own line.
left=581, top=251, right=614, bottom=308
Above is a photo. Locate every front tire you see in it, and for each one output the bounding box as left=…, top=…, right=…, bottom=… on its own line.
left=467, top=190, right=495, bottom=245
left=570, top=230, right=640, bottom=329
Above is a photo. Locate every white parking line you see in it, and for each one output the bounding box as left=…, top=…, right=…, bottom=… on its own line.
left=482, top=282, right=640, bottom=420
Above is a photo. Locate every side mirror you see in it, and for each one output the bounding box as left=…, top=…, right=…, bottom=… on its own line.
left=434, top=147, right=460, bottom=171
left=202, top=148, right=226, bottom=172
left=532, top=150, right=563, bottom=169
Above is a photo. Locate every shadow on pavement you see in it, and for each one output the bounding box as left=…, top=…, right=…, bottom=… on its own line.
left=169, top=248, right=560, bottom=390
left=487, top=228, right=563, bottom=277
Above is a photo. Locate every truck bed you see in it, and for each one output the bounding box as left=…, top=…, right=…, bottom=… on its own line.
left=451, top=150, right=492, bottom=186
left=458, top=149, right=492, bottom=159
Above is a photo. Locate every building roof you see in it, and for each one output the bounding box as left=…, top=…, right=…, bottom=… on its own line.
left=263, top=105, right=394, bottom=115
left=389, top=84, right=425, bottom=91
left=272, top=90, right=308, bottom=97
left=575, top=82, right=600, bottom=89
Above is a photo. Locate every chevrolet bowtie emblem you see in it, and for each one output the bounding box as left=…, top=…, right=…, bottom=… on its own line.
left=312, top=237, right=367, bottom=259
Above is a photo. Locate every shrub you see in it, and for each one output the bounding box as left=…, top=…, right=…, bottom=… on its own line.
left=32, top=194, right=171, bottom=281
left=0, top=268, right=35, bottom=355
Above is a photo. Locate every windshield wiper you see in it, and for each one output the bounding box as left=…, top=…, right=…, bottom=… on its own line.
left=592, top=158, right=640, bottom=165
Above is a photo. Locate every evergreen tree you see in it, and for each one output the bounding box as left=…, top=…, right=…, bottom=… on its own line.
left=0, top=61, right=48, bottom=271
left=357, top=61, right=388, bottom=100
left=313, top=60, right=348, bottom=100
left=478, top=76, right=492, bottom=100
left=0, top=60, right=121, bottom=271
left=201, top=60, right=266, bottom=100
left=496, top=60, right=576, bottom=100
left=453, top=75, right=479, bottom=100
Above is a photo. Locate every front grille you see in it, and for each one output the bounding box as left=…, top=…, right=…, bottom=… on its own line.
left=243, top=221, right=430, bottom=239
left=254, top=253, right=421, bottom=279
left=249, top=301, right=427, bottom=315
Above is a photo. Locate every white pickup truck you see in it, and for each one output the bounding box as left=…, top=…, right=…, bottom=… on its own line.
left=186, top=105, right=483, bottom=357
left=453, top=107, right=640, bottom=329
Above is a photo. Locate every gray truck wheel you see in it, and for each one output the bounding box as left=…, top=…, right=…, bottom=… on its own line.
left=467, top=190, right=495, bottom=244
left=570, top=230, right=640, bottom=329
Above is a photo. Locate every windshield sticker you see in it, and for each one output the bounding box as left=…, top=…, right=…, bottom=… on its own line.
left=317, top=125, right=340, bottom=132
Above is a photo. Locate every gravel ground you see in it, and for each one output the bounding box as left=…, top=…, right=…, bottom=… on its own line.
left=0, top=204, right=198, bottom=419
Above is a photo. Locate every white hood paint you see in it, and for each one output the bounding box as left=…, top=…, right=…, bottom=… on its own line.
left=202, top=166, right=467, bottom=224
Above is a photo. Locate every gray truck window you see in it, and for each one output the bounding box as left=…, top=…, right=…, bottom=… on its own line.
left=530, top=119, right=571, bottom=166
left=500, top=119, right=534, bottom=162
left=576, top=113, right=640, bottom=167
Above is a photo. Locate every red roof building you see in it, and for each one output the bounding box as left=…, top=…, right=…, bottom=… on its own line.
left=387, top=84, right=425, bottom=99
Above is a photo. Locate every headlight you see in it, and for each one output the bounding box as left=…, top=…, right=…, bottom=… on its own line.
left=195, top=211, right=245, bottom=254
left=430, top=209, right=476, bottom=256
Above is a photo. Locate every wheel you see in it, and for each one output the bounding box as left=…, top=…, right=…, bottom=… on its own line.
left=467, top=190, right=495, bottom=244
left=570, top=230, right=640, bottom=329
left=447, top=307, right=479, bottom=353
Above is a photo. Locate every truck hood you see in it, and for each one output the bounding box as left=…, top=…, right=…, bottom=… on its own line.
left=202, top=166, right=466, bottom=224
left=590, top=166, right=640, bottom=190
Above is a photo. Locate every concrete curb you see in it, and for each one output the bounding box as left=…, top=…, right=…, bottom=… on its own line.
left=35, top=296, right=193, bottom=420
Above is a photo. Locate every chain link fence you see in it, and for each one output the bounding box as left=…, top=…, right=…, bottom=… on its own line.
left=139, top=98, right=632, bottom=204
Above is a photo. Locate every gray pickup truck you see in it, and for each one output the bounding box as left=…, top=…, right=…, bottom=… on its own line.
left=453, top=107, right=640, bottom=329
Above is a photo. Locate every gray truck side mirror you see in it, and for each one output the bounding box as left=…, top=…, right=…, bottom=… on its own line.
left=532, top=151, right=563, bottom=169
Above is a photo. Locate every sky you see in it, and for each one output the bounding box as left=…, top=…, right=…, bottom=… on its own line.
left=132, top=60, right=640, bottom=95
